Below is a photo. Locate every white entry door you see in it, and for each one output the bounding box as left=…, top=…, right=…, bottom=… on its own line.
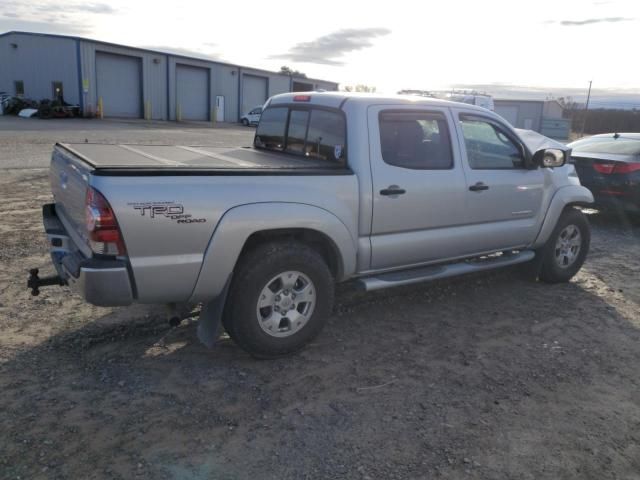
left=216, top=96, right=225, bottom=122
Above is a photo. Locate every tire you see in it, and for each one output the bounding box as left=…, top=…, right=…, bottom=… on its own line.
left=241, top=118, right=249, bottom=126
left=539, top=208, right=590, bottom=283
left=223, top=241, right=334, bottom=358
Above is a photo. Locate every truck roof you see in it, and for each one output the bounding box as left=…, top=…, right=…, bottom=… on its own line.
left=268, top=91, right=492, bottom=114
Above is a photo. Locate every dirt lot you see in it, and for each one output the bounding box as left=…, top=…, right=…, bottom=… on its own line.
left=1, top=119, right=640, bottom=480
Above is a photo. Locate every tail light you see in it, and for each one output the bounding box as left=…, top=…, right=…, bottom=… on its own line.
left=612, top=162, right=640, bottom=174
left=593, top=161, right=640, bottom=175
left=85, top=187, right=126, bottom=255
left=593, top=162, right=616, bottom=174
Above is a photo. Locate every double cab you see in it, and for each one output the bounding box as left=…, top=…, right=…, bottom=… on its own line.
left=31, top=92, right=594, bottom=357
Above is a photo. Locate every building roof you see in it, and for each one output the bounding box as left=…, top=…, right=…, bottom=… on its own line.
left=494, top=98, right=545, bottom=104
left=494, top=98, right=565, bottom=110
left=0, top=30, right=338, bottom=87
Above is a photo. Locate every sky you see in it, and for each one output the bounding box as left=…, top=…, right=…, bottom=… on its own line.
left=1, top=0, right=639, bottom=104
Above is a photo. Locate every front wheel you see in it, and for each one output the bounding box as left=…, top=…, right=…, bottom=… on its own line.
left=241, top=118, right=249, bottom=126
left=539, top=208, right=590, bottom=283
left=223, top=241, right=334, bottom=358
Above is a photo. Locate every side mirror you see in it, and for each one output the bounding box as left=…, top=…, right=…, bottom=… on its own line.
left=532, top=148, right=566, bottom=168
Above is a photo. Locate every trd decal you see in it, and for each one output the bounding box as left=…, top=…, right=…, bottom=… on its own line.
left=127, top=201, right=206, bottom=224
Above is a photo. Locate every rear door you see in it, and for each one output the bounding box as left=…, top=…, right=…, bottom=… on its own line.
left=368, top=105, right=469, bottom=270
left=453, top=110, right=546, bottom=251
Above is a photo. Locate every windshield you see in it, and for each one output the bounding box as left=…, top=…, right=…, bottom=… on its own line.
left=570, top=136, right=640, bottom=155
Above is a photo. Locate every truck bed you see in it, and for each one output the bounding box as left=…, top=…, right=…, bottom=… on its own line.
left=57, top=143, right=351, bottom=176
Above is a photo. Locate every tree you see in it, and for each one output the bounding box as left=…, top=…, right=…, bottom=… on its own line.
left=279, top=66, right=306, bottom=78
left=342, top=84, right=377, bottom=93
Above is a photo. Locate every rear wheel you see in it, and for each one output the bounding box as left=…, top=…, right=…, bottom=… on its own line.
left=223, top=241, right=334, bottom=358
left=539, top=208, right=590, bottom=283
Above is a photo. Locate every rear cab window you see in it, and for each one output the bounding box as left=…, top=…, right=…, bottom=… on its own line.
left=254, top=106, right=347, bottom=164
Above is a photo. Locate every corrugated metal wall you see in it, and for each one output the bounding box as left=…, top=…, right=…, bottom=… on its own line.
left=494, top=100, right=544, bottom=132
left=211, top=64, right=240, bottom=122
left=80, top=40, right=167, bottom=119
left=241, top=73, right=268, bottom=116
left=541, top=118, right=570, bottom=140
left=0, top=33, right=79, bottom=105
left=0, top=32, right=340, bottom=122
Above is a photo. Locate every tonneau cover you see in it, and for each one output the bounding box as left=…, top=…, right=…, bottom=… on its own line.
left=57, top=143, right=349, bottom=174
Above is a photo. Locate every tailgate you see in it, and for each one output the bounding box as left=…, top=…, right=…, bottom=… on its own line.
left=50, top=145, right=93, bottom=253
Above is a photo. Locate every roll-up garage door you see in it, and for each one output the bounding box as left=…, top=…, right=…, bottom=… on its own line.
left=176, top=64, right=210, bottom=121
left=242, top=75, right=267, bottom=116
left=96, top=52, right=142, bottom=118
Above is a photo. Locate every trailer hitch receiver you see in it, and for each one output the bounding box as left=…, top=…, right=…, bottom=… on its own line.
left=27, top=268, right=67, bottom=296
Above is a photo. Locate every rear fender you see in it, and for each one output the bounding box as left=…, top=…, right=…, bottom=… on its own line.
left=189, top=202, right=357, bottom=303
left=533, top=185, right=594, bottom=248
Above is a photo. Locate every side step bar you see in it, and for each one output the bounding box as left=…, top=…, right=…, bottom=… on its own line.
left=357, top=250, right=535, bottom=292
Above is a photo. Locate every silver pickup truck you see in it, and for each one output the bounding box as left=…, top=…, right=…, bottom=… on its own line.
left=30, top=92, right=593, bottom=357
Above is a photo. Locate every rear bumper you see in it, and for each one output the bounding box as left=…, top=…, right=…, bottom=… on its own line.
left=43, top=204, right=134, bottom=306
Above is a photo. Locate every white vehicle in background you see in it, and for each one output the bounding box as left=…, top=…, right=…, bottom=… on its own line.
left=240, top=106, right=262, bottom=126
left=445, top=92, right=495, bottom=111
left=398, top=90, right=495, bottom=111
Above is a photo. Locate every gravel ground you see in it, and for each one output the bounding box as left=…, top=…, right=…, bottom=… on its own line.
left=1, top=118, right=639, bottom=480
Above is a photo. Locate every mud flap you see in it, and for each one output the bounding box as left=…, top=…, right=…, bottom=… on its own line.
left=196, top=276, right=231, bottom=349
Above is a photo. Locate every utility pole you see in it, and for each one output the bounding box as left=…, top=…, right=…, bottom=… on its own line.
left=579, top=80, right=593, bottom=138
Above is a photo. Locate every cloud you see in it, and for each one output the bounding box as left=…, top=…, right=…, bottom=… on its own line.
left=557, top=16, right=633, bottom=26
left=0, top=17, right=91, bottom=35
left=80, top=3, right=117, bottom=14
left=30, top=2, right=116, bottom=15
left=0, top=1, right=116, bottom=36
left=271, top=27, right=391, bottom=66
left=0, top=1, right=116, bottom=21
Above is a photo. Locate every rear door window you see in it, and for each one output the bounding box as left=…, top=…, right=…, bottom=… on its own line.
left=379, top=111, right=453, bottom=169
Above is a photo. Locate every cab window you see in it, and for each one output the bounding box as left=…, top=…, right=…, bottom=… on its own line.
left=255, top=106, right=346, bottom=163
left=379, top=111, right=453, bottom=169
left=459, top=116, right=524, bottom=169
left=255, top=107, right=287, bottom=150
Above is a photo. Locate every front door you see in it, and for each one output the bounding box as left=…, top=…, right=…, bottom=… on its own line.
left=216, top=96, right=225, bottom=122
left=452, top=110, right=546, bottom=252
left=368, top=105, right=469, bottom=270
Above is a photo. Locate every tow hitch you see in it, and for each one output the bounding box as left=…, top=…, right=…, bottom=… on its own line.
left=27, top=268, right=67, bottom=296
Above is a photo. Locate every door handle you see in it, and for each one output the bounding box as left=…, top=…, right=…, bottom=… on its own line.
left=469, top=182, right=489, bottom=192
left=380, top=186, right=406, bottom=196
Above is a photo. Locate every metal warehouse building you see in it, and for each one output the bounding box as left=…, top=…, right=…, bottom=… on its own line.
left=0, top=31, right=338, bottom=122
left=494, top=99, right=570, bottom=140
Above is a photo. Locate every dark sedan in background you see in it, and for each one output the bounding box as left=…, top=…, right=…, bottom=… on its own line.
left=568, top=133, right=640, bottom=214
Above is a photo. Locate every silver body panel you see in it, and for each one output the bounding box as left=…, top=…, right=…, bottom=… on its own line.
left=45, top=92, right=593, bottom=307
